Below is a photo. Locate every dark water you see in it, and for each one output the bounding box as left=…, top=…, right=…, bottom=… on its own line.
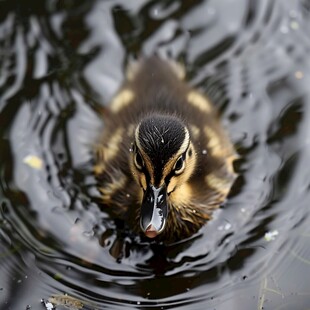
left=1, top=0, right=310, bottom=309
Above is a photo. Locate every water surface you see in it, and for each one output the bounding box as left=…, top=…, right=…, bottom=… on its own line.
left=1, top=0, right=310, bottom=309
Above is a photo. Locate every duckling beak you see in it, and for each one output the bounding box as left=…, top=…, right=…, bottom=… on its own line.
left=140, top=184, right=168, bottom=238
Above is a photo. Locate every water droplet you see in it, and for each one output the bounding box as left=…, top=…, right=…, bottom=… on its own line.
left=289, top=10, right=298, bottom=18
left=153, top=8, right=159, bottom=17
left=207, top=7, right=215, bottom=16
left=224, top=223, right=231, bottom=230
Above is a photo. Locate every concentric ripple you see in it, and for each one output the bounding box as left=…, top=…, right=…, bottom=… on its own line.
left=1, top=0, right=310, bottom=309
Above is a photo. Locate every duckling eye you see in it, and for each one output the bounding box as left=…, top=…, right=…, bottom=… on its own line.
left=174, top=155, right=185, bottom=175
left=134, top=151, right=144, bottom=170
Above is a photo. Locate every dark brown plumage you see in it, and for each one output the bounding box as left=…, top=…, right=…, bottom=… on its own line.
left=94, top=57, right=236, bottom=244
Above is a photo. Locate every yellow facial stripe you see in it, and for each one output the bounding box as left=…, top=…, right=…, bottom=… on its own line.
left=169, top=183, right=192, bottom=206
left=187, top=91, right=212, bottom=113
left=110, top=89, right=134, bottom=113
left=166, top=143, right=197, bottom=193
left=161, top=127, right=190, bottom=183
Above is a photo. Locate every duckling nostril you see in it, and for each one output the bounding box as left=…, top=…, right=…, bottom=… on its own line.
left=145, top=224, right=158, bottom=238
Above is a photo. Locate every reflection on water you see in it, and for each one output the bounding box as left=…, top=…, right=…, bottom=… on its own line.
left=1, top=0, right=310, bottom=309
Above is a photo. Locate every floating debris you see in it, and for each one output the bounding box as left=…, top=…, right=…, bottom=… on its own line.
left=49, top=294, right=83, bottom=309
left=264, top=230, right=279, bottom=242
left=48, top=294, right=97, bottom=310
left=23, top=155, right=43, bottom=169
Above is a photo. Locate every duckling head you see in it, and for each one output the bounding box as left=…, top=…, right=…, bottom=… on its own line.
left=130, top=114, right=197, bottom=239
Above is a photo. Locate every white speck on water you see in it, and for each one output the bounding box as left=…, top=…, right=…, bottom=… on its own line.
left=280, top=24, right=289, bottom=34
left=46, top=303, right=54, bottom=310
left=264, top=230, right=279, bottom=242
left=218, top=222, right=231, bottom=231
left=126, top=193, right=130, bottom=198
left=240, top=208, right=246, bottom=213
left=225, top=223, right=231, bottom=230
left=41, top=300, right=54, bottom=310
left=202, top=149, right=207, bottom=155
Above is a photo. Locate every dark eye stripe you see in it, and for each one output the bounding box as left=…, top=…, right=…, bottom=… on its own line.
left=134, top=152, right=144, bottom=170
left=165, top=149, right=188, bottom=186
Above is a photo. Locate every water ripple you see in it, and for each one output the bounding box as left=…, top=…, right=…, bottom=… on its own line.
left=0, top=0, right=310, bottom=309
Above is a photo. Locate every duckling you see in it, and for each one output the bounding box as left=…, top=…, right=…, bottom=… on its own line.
left=94, top=57, right=236, bottom=244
